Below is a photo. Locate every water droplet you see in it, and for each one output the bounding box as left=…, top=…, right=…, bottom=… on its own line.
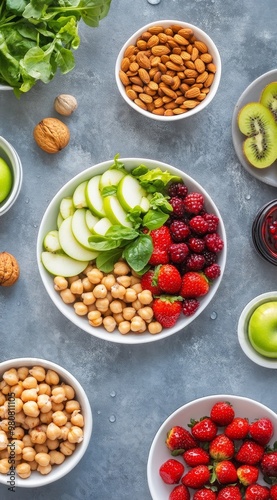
left=33, top=224, right=37, bottom=228
left=110, top=390, right=116, bottom=398
left=17, top=302, right=21, bottom=306
left=147, top=0, right=161, bottom=4
left=109, top=414, right=116, bottom=423
left=210, top=311, right=217, bottom=320
left=97, top=410, right=101, bottom=415
left=25, top=197, right=30, bottom=204
left=245, top=194, right=251, bottom=200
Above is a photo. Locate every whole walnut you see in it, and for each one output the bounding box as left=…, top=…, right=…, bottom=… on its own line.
left=33, top=117, right=70, bottom=153
left=0, top=252, right=20, bottom=287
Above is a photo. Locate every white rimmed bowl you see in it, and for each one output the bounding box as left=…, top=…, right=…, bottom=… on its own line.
left=238, top=292, right=277, bottom=369
left=0, top=85, right=12, bottom=91
left=0, top=136, right=23, bottom=216
left=37, top=157, right=227, bottom=344
left=115, top=20, right=221, bottom=121
left=147, top=394, right=277, bottom=500
left=0, top=357, right=93, bottom=488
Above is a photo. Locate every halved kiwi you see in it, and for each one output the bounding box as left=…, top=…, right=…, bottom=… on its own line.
left=238, top=102, right=277, bottom=168
left=260, top=81, right=277, bottom=123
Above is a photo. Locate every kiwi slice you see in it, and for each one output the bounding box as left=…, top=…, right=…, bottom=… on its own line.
left=238, top=102, right=277, bottom=168
left=260, top=81, right=277, bottom=123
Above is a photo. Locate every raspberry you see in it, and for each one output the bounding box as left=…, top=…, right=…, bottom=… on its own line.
left=188, top=237, right=205, bottom=253
left=203, top=213, right=219, bottom=232
left=168, top=243, right=189, bottom=264
left=202, top=250, right=217, bottom=266
left=189, top=216, right=209, bottom=235
left=183, top=193, right=204, bottom=214
left=170, top=197, right=185, bottom=218
left=204, top=233, right=224, bottom=253
left=168, top=182, right=188, bottom=198
left=183, top=298, right=200, bottom=316
left=186, top=254, right=205, bottom=271
left=170, top=220, right=190, bottom=242
left=204, top=263, right=221, bottom=280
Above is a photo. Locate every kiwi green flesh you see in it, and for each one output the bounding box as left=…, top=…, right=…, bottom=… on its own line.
left=260, top=81, right=277, bottom=123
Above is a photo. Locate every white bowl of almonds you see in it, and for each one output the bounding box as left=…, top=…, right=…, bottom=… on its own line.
left=115, top=20, right=221, bottom=120
left=0, top=358, right=92, bottom=488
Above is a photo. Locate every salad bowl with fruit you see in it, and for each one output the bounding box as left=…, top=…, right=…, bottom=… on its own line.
left=37, top=157, right=226, bottom=344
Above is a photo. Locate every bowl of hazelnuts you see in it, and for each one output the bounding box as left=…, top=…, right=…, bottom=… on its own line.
left=0, top=357, right=92, bottom=488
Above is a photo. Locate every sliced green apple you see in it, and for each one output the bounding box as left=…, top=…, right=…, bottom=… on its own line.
left=117, top=174, right=148, bottom=211
left=60, top=197, right=75, bottom=219
left=99, top=169, right=126, bottom=190
left=85, top=210, right=100, bottom=232
left=43, top=230, right=62, bottom=253
left=103, top=195, right=132, bottom=228
left=73, top=180, right=88, bottom=208
left=59, top=216, right=99, bottom=261
left=57, top=212, right=64, bottom=229
left=71, top=208, right=95, bottom=250
left=91, top=217, right=112, bottom=236
left=41, top=252, right=89, bottom=277
left=85, top=175, right=106, bottom=218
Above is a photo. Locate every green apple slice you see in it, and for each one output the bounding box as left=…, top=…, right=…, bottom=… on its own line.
left=86, top=175, right=106, bottom=218
left=73, top=180, right=88, bottom=208
left=85, top=210, right=100, bottom=231
left=59, top=216, right=98, bottom=261
left=57, top=212, right=64, bottom=229
left=41, top=252, right=89, bottom=277
left=91, top=217, right=112, bottom=236
left=99, top=169, right=126, bottom=190
left=248, top=302, right=277, bottom=358
left=60, top=197, right=75, bottom=219
left=103, top=195, right=132, bottom=227
left=117, top=174, right=147, bottom=211
left=43, top=230, right=62, bottom=253
left=71, top=208, right=94, bottom=250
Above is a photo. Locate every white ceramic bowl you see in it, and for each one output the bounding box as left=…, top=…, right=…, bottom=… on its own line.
left=0, top=136, right=23, bottom=216
left=147, top=394, right=277, bottom=500
left=37, top=158, right=227, bottom=344
left=0, top=357, right=93, bottom=488
left=0, top=85, right=12, bottom=91
left=115, top=20, right=221, bottom=121
left=238, top=292, right=277, bottom=369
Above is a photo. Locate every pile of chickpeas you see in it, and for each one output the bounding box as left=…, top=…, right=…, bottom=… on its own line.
left=55, top=260, right=163, bottom=335
left=0, top=365, right=84, bottom=479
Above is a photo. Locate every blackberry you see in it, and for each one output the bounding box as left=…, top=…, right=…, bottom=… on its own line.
left=186, top=254, right=206, bottom=271
left=170, top=197, right=185, bottom=218
left=189, top=216, right=209, bottom=235
left=183, top=298, right=200, bottom=317
left=188, top=237, right=205, bottom=253
left=203, top=213, right=219, bottom=232
left=168, top=182, right=188, bottom=198
left=204, top=233, right=224, bottom=253
left=168, top=243, right=189, bottom=264
left=170, top=220, right=191, bottom=242
left=204, top=263, right=221, bottom=280
left=203, top=250, right=217, bottom=266
left=183, top=192, right=204, bottom=214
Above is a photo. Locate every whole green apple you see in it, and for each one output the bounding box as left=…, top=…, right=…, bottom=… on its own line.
left=248, top=301, right=277, bottom=358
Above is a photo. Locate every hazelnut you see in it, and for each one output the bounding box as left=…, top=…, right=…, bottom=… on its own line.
left=33, top=118, right=70, bottom=154
left=54, top=94, right=78, bottom=116
left=0, top=252, right=20, bottom=287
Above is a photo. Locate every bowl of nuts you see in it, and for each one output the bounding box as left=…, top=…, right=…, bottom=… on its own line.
left=0, top=358, right=92, bottom=488
left=115, top=20, right=221, bottom=121
left=37, top=157, right=226, bottom=344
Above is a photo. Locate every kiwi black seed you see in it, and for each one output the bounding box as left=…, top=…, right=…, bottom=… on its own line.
left=260, top=81, right=277, bottom=124
left=238, top=102, right=277, bottom=169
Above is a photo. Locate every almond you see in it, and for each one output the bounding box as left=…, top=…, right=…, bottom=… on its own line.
left=181, top=100, right=199, bottom=109
left=166, top=61, right=185, bottom=72
left=121, top=57, right=130, bottom=72
left=119, top=70, right=130, bottom=86
left=194, top=58, right=206, bottom=74
left=141, top=31, right=152, bottom=41
left=160, top=85, right=177, bottom=100
left=136, top=40, right=147, bottom=51
left=191, top=47, right=199, bottom=61
left=207, top=63, right=217, bottom=73
left=126, top=89, right=137, bottom=100
left=173, top=34, right=189, bottom=45
left=161, top=74, right=174, bottom=86
left=134, top=98, right=147, bottom=110
left=200, top=53, right=213, bottom=63
left=147, top=35, right=159, bottom=48
left=180, top=51, right=191, bottom=61
left=169, top=53, right=183, bottom=66
left=124, top=45, right=136, bottom=58
left=204, top=73, right=215, bottom=88
left=178, top=28, right=194, bottom=38
left=152, top=107, right=165, bottom=115
left=136, top=52, right=151, bottom=69
left=184, top=69, right=199, bottom=78
left=172, top=108, right=186, bottom=115
left=139, top=93, right=153, bottom=104
left=138, top=68, right=150, bottom=84
left=196, top=71, right=209, bottom=83
left=194, top=40, right=208, bottom=53
left=151, top=45, right=171, bottom=56
left=129, top=62, right=139, bottom=73
left=148, top=25, right=164, bottom=34
left=185, top=87, right=201, bottom=99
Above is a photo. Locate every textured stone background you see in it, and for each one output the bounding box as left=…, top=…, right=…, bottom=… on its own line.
left=0, top=0, right=277, bottom=498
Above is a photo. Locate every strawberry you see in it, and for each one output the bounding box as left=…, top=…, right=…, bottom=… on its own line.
left=261, top=450, right=277, bottom=480
left=213, top=459, right=238, bottom=484
left=209, top=434, right=235, bottom=461
left=193, top=489, right=217, bottom=500
left=237, top=464, right=259, bottom=486
left=180, top=271, right=209, bottom=298
left=217, top=485, right=242, bottom=499
left=249, top=417, right=274, bottom=446
left=148, top=226, right=172, bottom=265
left=152, top=296, right=183, bottom=328
left=183, top=447, right=210, bottom=467
left=140, top=269, right=161, bottom=295
left=190, top=417, right=218, bottom=442
left=245, top=483, right=270, bottom=500
left=169, top=484, right=190, bottom=500
left=210, top=401, right=235, bottom=426
left=159, top=458, right=185, bottom=484
left=166, top=426, right=198, bottom=455
left=224, top=417, right=250, bottom=441
left=157, top=264, right=182, bottom=294
left=181, top=464, right=211, bottom=489
left=270, top=484, right=277, bottom=499
left=235, top=440, right=264, bottom=465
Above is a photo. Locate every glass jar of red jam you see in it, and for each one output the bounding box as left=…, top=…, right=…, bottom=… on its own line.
left=252, top=200, right=277, bottom=265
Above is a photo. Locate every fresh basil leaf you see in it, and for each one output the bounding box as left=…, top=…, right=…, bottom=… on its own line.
left=131, top=164, right=149, bottom=177
left=142, top=209, right=169, bottom=230
left=149, top=192, right=173, bottom=213
left=96, top=248, right=123, bottom=273
left=101, top=186, right=117, bottom=198
left=88, top=235, right=122, bottom=251
left=123, top=234, right=153, bottom=272
left=109, top=153, right=126, bottom=171
left=106, top=225, right=139, bottom=240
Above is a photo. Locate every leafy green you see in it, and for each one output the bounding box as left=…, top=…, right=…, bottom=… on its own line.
left=0, top=0, right=112, bottom=95
left=123, top=235, right=153, bottom=273
left=131, top=165, right=182, bottom=194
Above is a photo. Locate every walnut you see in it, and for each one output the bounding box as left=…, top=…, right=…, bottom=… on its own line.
left=0, top=252, right=20, bottom=287
left=33, top=117, right=70, bottom=154
left=54, top=94, right=78, bottom=116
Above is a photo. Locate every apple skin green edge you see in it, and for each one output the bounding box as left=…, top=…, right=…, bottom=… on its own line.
left=248, top=302, right=277, bottom=358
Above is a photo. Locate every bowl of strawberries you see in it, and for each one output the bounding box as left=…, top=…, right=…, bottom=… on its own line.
left=37, top=157, right=226, bottom=344
left=147, top=394, right=277, bottom=499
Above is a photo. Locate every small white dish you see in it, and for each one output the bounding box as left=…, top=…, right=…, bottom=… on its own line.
left=232, top=69, right=277, bottom=187
left=0, top=136, right=23, bottom=216
left=238, top=291, right=277, bottom=369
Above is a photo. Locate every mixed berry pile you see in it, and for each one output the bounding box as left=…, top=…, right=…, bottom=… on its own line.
left=159, top=401, right=277, bottom=499
left=141, top=182, right=224, bottom=328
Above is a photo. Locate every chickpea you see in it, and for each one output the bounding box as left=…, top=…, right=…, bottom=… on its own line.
left=3, top=369, right=18, bottom=386
left=81, top=292, right=96, bottom=305
left=29, top=366, right=46, bottom=382
left=61, top=384, right=75, bottom=401
left=114, top=261, right=130, bottom=275
left=52, top=411, right=67, bottom=427
left=59, top=426, right=69, bottom=440
left=23, top=401, right=39, bottom=418
left=69, top=278, right=83, bottom=295
left=110, top=300, right=123, bottom=314
left=22, top=446, right=36, bottom=462
left=130, top=275, right=141, bottom=285
left=87, top=268, right=103, bottom=284
left=22, top=376, right=38, bottom=390
left=0, top=393, right=5, bottom=406
left=51, top=387, right=66, bottom=404
left=21, top=388, right=38, bottom=402
left=138, top=290, right=153, bottom=305
left=40, top=411, right=53, bottom=424
left=0, top=430, right=8, bottom=450
left=0, top=450, right=9, bottom=459
left=118, top=321, right=131, bottom=335
left=38, top=383, right=51, bottom=396
left=110, top=283, right=126, bottom=299
left=14, top=397, right=24, bottom=414
left=103, top=316, right=117, bottom=333
left=93, top=284, right=107, bottom=298
left=29, top=460, right=38, bottom=471
left=67, top=426, right=83, bottom=444
left=46, top=422, right=61, bottom=441
left=51, top=402, right=64, bottom=412
left=16, top=462, right=31, bottom=478
left=22, top=434, right=33, bottom=447
left=112, top=313, right=124, bottom=324
left=10, top=383, right=23, bottom=398
left=0, top=401, right=8, bottom=419
left=0, top=458, right=10, bottom=473
left=13, top=426, right=25, bottom=440
left=130, top=316, right=146, bottom=332
left=131, top=283, right=143, bottom=294
left=148, top=321, right=163, bottom=335
left=60, top=288, right=76, bottom=304
left=34, top=443, right=48, bottom=454
left=10, top=439, right=24, bottom=455
left=101, top=274, right=116, bottom=290
left=17, top=367, right=29, bottom=380
left=53, top=276, right=68, bottom=291
left=45, top=370, right=59, bottom=386
left=81, top=277, right=94, bottom=292
left=60, top=440, right=75, bottom=456
left=15, top=410, right=26, bottom=426
left=45, top=438, right=59, bottom=451
left=116, top=275, right=131, bottom=288
left=35, top=452, right=51, bottom=466
left=71, top=411, right=84, bottom=427
left=0, top=420, right=9, bottom=433
left=73, top=302, right=88, bottom=316
left=122, top=307, right=136, bottom=321
left=124, top=288, right=137, bottom=302
left=29, top=428, right=47, bottom=445
left=88, top=310, right=102, bottom=327
left=49, top=450, right=65, bottom=465
left=87, top=303, right=97, bottom=313
left=37, top=394, right=52, bottom=413
left=67, top=275, right=79, bottom=285
left=37, top=463, right=52, bottom=475
left=95, top=298, right=110, bottom=313
left=132, top=299, right=142, bottom=311
left=24, top=416, right=40, bottom=429
left=65, top=400, right=80, bottom=414
left=138, top=306, right=154, bottom=322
